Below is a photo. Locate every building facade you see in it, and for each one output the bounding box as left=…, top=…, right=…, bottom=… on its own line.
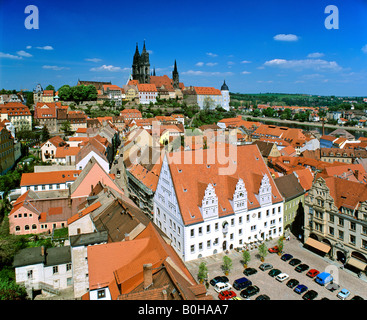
left=153, top=145, right=284, bottom=262
left=304, top=176, right=367, bottom=272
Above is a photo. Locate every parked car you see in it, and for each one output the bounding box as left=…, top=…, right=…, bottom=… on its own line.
left=276, top=273, right=290, bottom=282
left=351, top=295, right=364, bottom=300
left=294, top=284, right=308, bottom=294
left=256, top=294, right=270, bottom=300
left=259, top=263, right=273, bottom=271
left=295, top=264, right=309, bottom=273
left=303, top=290, right=318, bottom=300
left=315, top=272, right=333, bottom=286
left=210, top=276, right=229, bottom=286
left=337, top=289, right=351, bottom=300
left=286, top=279, right=299, bottom=289
left=218, top=290, right=236, bottom=300
left=240, top=285, right=260, bottom=299
left=268, top=269, right=282, bottom=277
left=243, top=267, right=257, bottom=276
left=281, top=253, right=293, bottom=261
left=289, top=258, right=301, bottom=266
left=326, top=283, right=340, bottom=292
left=214, top=282, right=232, bottom=293
left=268, top=246, right=279, bottom=253
left=230, top=296, right=242, bottom=300
left=233, top=277, right=252, bottom=291
left=306, top=269, right=320, bottom=278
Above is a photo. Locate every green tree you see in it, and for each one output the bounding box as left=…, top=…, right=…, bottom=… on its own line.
left=58, top=85, right=72, bottom=101
left=60, top=120, right=72, bottom=135
left=0, top=280, right=28, bottom=300
left=242, top=250, right=251, bottom=268
left=41, top=125, right=50, bottom=142
left=222, top=255, right=232, bottom=275
left=258, top=243, right=268, bottom=262
left=197, top=262, right=208, bottom=283
left=71, top=85, right=85, bottom=104
left=45, top=84, right=55, bottom=91
left=83, top=85, right=98, bottom=101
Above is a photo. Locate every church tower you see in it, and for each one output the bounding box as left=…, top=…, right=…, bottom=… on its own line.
left=221, top=80, right=230, bottom=111
left=172, top=60, right=179, bottom=89
left=131, top=41, right=150, bottom=83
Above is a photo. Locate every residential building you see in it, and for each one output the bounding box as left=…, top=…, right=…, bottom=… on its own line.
left=13, top=246, right=73, bottom=296
left=274, top=173, right=305, bottom=230
left=0, top=102, right=32, bottom=131
left=120, top=109, right=142, bottom=121
left=40, top=136, right=66, bottom=162
left=86, top=222, right=211, bottom=300
left=194, top=86, right=223, bottom=110
left=304, top=176, right=367, bottom=272
left=42, top=90, right=54, bottom=103
left=0, top=124, right=15, bottom=175
left=34, top=102, right=62, bottom=133
left=102, top=85, right=123, bottom=106
left=320, top=148, right=367, bottom=164
left=153, top=144, right=284, bottom=262
left=137, top=84, right=158, bottom=104
left=19, top=170, right=81, bottom=194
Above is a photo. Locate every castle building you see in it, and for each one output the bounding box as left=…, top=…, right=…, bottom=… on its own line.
left=132, top=41, right=150, bottom=84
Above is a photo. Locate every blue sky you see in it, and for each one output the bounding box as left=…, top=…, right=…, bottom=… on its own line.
left=0, top=0, right=366, bottom=96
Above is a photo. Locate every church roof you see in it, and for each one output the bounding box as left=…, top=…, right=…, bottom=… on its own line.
left=221, top=80, right=229, bottom=91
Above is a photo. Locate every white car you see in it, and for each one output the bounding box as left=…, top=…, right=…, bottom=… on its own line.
left=214, top=282, right=232, bottom=293
left=276, top=273, right=290, bottom=282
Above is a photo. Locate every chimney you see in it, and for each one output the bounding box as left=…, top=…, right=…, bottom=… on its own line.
left=162, top=289, right=168, bottom=300
left=143, top=263, right=153, bottom=289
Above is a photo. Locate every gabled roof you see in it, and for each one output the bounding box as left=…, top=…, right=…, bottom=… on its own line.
left=41, top=136, right=65, bottom=148
left=137, top=84, right=157, bottom=92
left=194, top=87, right=221, bottom=95
left=166, top=144, right=283, bottom=226
left=20, top=170, right=81, bottom=187
left=274, top=173, right=305, bottom=201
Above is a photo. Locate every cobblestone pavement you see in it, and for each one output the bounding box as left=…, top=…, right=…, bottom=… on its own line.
left=185, top=234, right=367, bottom=300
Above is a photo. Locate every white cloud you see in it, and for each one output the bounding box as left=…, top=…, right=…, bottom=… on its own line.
left=0, top=52, right=23, bottom=60
left=273, top=34, right=299, bottom=42
left=147, top=50, right=153, bottom=54
left=241, top=71, right=251, bottom=74
left=263, top=58, right=342, bottom=71
left=206, top=52, right=218, bottom=57
left=227, top=61, right=235, bottom=65
left=206, top=62, right=218, bottom=67
left=196, top=62, right=204, bottom=67
left=90, top=64, right=122, bottom=72
left=36, top=46, right=54, bottom=50
left=16, top=50, right=32, bottom=57
left=241, top=60, right=251, bottom=64
left=26, top=46, right=32, bottom=49
left=307, top=52, right=324, bottom=58
left=85, top=58, right=102, bottom=62
left=362, top=44, right=367, bottom=54
left=42, top=65, right=69, bottom=71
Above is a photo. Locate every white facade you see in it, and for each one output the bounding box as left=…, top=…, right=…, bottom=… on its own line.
left=76, top=152, right=109, bottom=173
left=139, top=91, right=158, bottom=104
left=21, top=179, right=75, bottom=195
left=153, top=156, right=284, bottom=262
left=221, top=89, right=230, bottom=111
left=197, top=94, right=223, bottom=110
left=15, top=260, right=73, bottom=291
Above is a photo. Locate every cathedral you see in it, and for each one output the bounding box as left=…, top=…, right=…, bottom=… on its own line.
left=131, top=41, right=180, bottom=89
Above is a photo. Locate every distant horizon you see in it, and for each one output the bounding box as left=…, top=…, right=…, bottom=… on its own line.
left=1, top=0, right=366, bottom=96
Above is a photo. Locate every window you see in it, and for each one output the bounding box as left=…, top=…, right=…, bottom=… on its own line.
left=67, top=263, right=72, bottom=271
left=198, top=227, right=202, bottom=236
left=258, top=212, right=261, bottom=219
left=25, top=225, right=29, bottom=230
left=27, top=270, right=33, bottom=279
left=215, top=223, right=218, bottom=231
left=329, top=227, right=334, bottom=236
left=350, top=235, right=356, bottom=245
left=206, top=225, right=210, bottom=233
left=350, top=222, right=356, bottom=231
left=239, top=216, right=242, bottom=224
left=339, top=218, right=344, bottom=227
left=231, top=218, right=234, bottom=226
left=53, top=266, right=58, bottom=274
left=338, top=230, right=344, bottom=241
left=199, top=242, right=203, bottom=251
left=329, top=214, right=334, bottom=223
left=190, top=245, right=195, bottom=253
left=97, top=289, right=106, bottom=299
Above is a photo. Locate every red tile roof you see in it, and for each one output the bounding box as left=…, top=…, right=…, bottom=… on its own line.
left=20, top=170, right=81, bottom=186
left=137, top=84, right=158, bottom=92
left=194, top=87, right=221, bottom=95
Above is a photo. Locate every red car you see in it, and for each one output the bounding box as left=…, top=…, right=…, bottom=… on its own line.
left=306, top=269, right=320, bottom=278
left=218, top=290, right=237, bottom=300
left=268, top=246, right=279, bottom=253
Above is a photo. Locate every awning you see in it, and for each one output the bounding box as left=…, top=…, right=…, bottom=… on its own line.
left=305, top=237, right=331, bottom=253
left=347, top=257, right=367, bottom=271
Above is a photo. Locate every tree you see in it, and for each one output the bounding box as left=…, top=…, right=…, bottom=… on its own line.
left=222, top=255, right=232, bottom=275
left=58, top=85, right=72, bottom=101
left=60, top=120, right=72, bottom=136
left=83, top=85, right=97, bottom=101
left=197, top=262, right=208, bottom=284
left=242, top=250, right=251, bottom=268
left=258, top=243, right=268, bottom=262
left=71, top=85, right=85, bottom=104
left=41, top=125, right=50, bottom=142
left=45, top=84, right=55, bottom=91
left=0, top=280, right=28, bottom=300
left=277, top=237, right=284, bottom=255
